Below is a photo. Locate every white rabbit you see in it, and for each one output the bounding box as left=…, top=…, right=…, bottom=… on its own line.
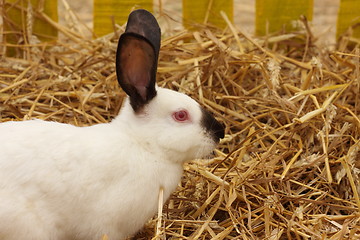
left=0, top=9, right=224, bottom=240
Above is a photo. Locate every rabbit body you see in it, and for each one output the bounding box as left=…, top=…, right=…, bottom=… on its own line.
left=0, top=88, right=220, bottom=240
left=0, top=117, right=178, bottom=240
left=0, top=9, right=224, bottom=240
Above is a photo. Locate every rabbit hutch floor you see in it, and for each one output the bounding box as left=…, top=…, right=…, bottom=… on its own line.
left=1, top=2, right=360, bottom=240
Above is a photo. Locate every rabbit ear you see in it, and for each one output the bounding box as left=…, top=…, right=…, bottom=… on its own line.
left=116, top=9, right=161, bottom=112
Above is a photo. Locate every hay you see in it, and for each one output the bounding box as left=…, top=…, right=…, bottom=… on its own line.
left=1, top=5, right=360, bottom=240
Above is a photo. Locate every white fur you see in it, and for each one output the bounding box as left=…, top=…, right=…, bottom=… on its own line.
left=0, top=87, right=217, bottom=240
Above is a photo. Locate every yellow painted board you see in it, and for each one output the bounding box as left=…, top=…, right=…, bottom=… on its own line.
left=182, top=0, right=233, bottom=29
left=337, top=0, right=360, bottom=39
left=4, top=0, right=58, bottom=41
left=93, top=0, right=153, bottom=37
left=255, top=0, right=313, bottom=35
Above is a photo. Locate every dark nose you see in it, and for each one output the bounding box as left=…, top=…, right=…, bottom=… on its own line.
left=201, top=108, right=225, bottom=142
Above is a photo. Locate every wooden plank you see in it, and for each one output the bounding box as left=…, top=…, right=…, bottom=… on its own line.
left=93, top=0, right=153, bottom=37
left=255, top=0, right=313, bottom=35
left=4, top=0, right=58, bottom=40
left=337, top=0, right=360, bottom=39
left=182, top=0, right=233, bottom=29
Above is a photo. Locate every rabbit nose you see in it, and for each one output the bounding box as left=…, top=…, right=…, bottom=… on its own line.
left=201, top=108, right=225, bottom=142
left=213, top=119, right=225, bottom=140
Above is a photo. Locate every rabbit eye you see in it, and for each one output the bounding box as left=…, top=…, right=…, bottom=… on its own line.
left=173, top=110, right=189, bottom=122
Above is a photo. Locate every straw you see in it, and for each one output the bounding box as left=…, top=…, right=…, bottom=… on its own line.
left=1, top=6, right=360, bottom=239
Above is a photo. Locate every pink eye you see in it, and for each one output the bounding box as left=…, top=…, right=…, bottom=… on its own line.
left=173, top=110, right=189, bottom=122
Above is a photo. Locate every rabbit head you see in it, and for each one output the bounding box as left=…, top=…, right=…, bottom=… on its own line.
left=115, top=9, right=224, bottom=163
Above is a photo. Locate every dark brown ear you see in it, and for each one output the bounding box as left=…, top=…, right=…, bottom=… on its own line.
left=116, top=9, right=160, bottom=112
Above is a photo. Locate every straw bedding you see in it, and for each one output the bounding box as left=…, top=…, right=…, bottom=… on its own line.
left=1, top=7, right=360, bottom=240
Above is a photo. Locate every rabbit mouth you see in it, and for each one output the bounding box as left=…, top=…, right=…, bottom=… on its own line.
left=192, top=137, right=219, bottom=160
left=195, top=150, right=216, bottom=161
